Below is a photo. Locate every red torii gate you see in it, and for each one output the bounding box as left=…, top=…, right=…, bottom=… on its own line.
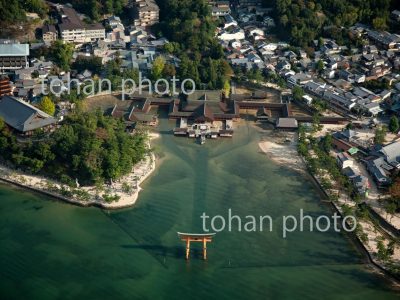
left=177, top=232, right=216, bottom=260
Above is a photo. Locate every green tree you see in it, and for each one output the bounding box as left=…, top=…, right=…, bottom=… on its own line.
left=223, top=80, right=230, bottom=98
left=38, top=96, right=56, bottom=116
left=389, top=116, right=399, bottom=133
left=162, top=63, right=176, bottom=78
left=374, top=126, right=387, bottom=144
left=321, top=134, right=333, bottom=152
left=151, top=56, right=166, bottom=81
left=384, top=201, right=397, bottom=221
left=312, top=113, right=322, bottom=132
left=316, top=60, right=324, bottom=74
left=376, top=238, right=394, bottom=261
left=372, top=17, right=388, bottom=30
left=163, top=43, right=174, bottom=54
left=49, top=41, right=74, bottom=71
left=72, top=56, right=103, bottom=74
left=293, top=86, right=304, bottom=101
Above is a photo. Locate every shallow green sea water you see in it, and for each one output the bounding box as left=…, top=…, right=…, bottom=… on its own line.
left=0, top=119, right=399, bottom=299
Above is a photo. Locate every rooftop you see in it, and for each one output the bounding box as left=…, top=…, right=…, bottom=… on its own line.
left=0, top=44, right=29, bottom=57
left=276, top=118, right=298, bottom=128
left=0, top=96, right=57, bottom=132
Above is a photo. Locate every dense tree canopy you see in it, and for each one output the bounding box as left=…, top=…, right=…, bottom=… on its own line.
left=0, top=0, right=48, bottom=25
left=72, top=56, right=103, bottom=75
left=47, top=0, right=127, bottom=21
left=0, top=112, right=148, bottom=185
left=155, top=0, right=233, bottom=90
left=48, top=41, right=75, bottom=72
left=271, top=0, right=399, bottom=46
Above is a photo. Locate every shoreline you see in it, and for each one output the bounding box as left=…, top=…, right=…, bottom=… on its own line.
left=257, top=130, right=400, bottom=285
left=257, top=130, right=306, bottom=175
left=0, top=132, right=160, bottom=210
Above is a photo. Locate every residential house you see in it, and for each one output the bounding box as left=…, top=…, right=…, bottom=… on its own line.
left=321, top=40, right=341, bottom=55
left=323, top=90, right=356, bottom=112
left=230, top=40, right=241, bottom=49
left=132, top=0, right=160, bottom=27
left=218, top=28, right=245, bottom=41
left=287, top=73, right=312, bottom=87
left=107, top=16, right=124, bottom=29
left=367, top=30, right=400, bottom=49
left=211, top=1, right=231, bottom=16
left=237, top=0, right=262, bottom=9
left=391, top=10, right=400, bottom=22
left=304, top=81, right=327, bottom=97
left=223, top=15, right=238, bottom=29
left=366, top=157, right=391, bottom=187
left=380, top=141, right=400, bottom=169
left=263, top=17, right=275, bottom=27
left=42, top=25, right=58, bottom=45
left=337, top=152, right=354, bottom=169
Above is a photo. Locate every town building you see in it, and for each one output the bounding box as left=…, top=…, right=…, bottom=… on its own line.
left=275, top=118, right=298, bottom=131
left=42, top=24, right=58, bottom=45
left=0, top=41, right=29, bottom=71
left=342, top=165, right=369, bottom=196
left=218, top=28, right=245, bottom=41
left=132, top=0, right=160, bottom=27
left=337, top=152, right=354, bottom=169
left=366, top=157, right=391, bottom=188
left=237, top=0, right=262, bottom=9
left=58, top=6, right=105, bottom=43
left=0, top=96, right=57, bottom=136
left=210, top=1, right=231, bottom=16
left=171, top=90, right=238, bottom=123
left=367, top=30, right=400, bottom=49
left=380, top=141, right=400, bottom=169
left=107, top=16, right=124, bottom=30
left=0, top=76, right=12, bottom=97
left=391, top=10, right=400, bottom=22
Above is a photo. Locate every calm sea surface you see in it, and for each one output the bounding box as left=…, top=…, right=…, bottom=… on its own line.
left=0, top=119, right=399, bottom=299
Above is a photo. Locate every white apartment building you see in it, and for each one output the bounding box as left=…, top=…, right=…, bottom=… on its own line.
left=58, top=6, right=105, bottom=43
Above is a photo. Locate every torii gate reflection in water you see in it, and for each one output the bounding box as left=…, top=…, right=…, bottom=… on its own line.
left=177, top=232, right=216, bottom=260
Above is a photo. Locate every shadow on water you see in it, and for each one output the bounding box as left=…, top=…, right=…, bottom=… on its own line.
left=120, top=244, right=209, bottom=261
left=219, top=261, right=365, bottom=270
left=121, top=244, right=183, bottom=259
left=101, top=210, right=170, bottom=269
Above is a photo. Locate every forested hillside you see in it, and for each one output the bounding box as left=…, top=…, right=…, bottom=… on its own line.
left=155, top=0, right=232, bottom=91
left=47, top=0, right=127, bottom=21
left=0, top=111, right=147, bottom=185
left=267, top=0, right=400, bottom=46
left=0, top=0, right=48, bottom=25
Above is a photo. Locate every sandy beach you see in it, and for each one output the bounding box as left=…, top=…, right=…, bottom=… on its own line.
left=256, top=126, right=400, bottom=279
left=257, top=130, right=306, bottom=174
left=0, top=132, right=160, bottom=209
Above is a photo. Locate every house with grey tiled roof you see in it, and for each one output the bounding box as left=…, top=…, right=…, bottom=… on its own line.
left=380, top=141, right=400, bottom=168
left=392, top=10, right=400, bottom=22
left=366, top=156, right=391, bottom=187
